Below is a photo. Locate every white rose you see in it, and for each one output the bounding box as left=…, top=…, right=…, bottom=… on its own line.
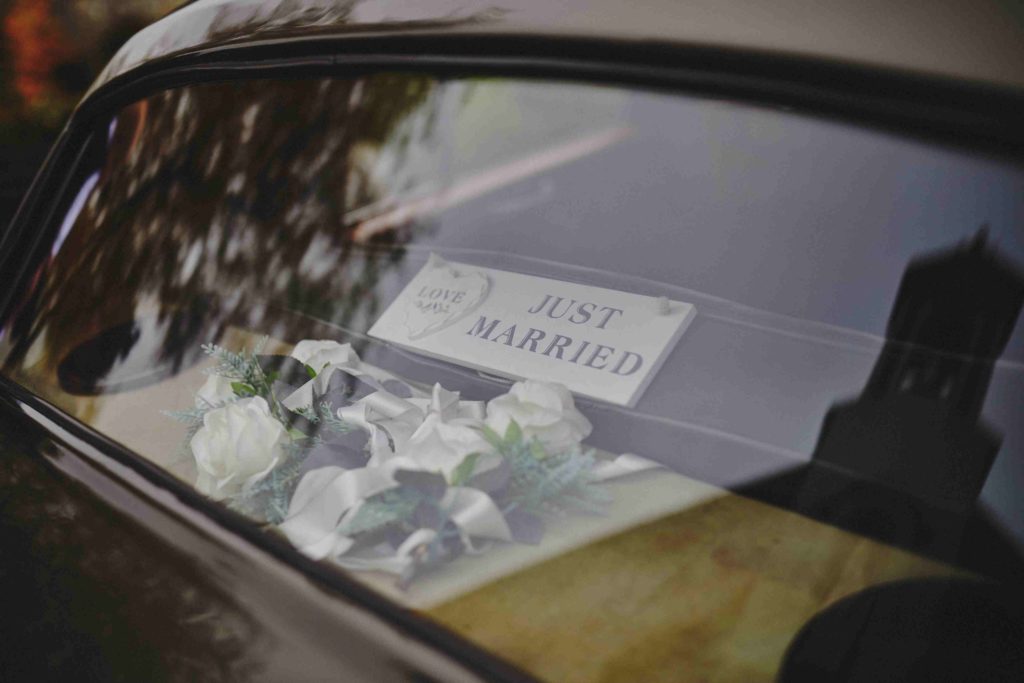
left=195, top=373, right=236, bottom=408
left=190, top=397, right=290, bottom=500
left=289, top=339, right=358, bottom=372
left=396, top=413, right=491, bottom=481
left=485, top=380, right=592, bottom=453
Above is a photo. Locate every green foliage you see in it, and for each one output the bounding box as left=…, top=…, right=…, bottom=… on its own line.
left=162, top=406, right=210, bottom=458
left=315, top=401, right=353, bottom=435
left=479, top=424, right=505, bottom=451
left=485, top=419, right=608, bottom=516
left=231, top=445, right=309, bottom=525
left=294, top=401, right=354, bottom=437
left=200, top=337, right=267, bottom=385
left=480, top=420, right=525, bottom=452
left=163, top=406, right=207, bottom=426
left=292, top=407, right=316, bottom=423
left=450, top=452, right=481, bottom=487
left=200, top=337, right=291, bottom=422
left=340, top=488, right=421, bottom=537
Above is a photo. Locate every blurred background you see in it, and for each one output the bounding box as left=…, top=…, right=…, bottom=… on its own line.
left=0, top=0, right=182, bottom=228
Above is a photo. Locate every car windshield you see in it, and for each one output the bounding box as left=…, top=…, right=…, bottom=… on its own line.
left=2, top=73, right=1023, bottom=681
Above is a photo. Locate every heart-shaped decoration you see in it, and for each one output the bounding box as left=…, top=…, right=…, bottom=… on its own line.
left=404, top=258, right=490, bottom=340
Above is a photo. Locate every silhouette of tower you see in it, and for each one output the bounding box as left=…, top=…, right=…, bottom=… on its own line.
left=791, top=230, right=1024, bottom=553
left=866, top=229, right=1022, bottom=421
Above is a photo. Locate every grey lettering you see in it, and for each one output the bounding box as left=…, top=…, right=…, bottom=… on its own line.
left=611, top=351, right=643, bottom=376
left=492, top=323, right=517, bottom=346
left=526, top=294, right=553, bottom=315
left=568, top=340, right=591, bottom=364
left=584, top=344, right=615, bottom=369
left=542, top=334, right=574, bottom=360
left=516, top=327, right=546, bottom=352
left=466, top=315, right=501, bottom=339
left=569, top=302, right=595, bottom=325
left=545, top=296, right=576, bottom=319
left=595, top=306, right=624, bottom=330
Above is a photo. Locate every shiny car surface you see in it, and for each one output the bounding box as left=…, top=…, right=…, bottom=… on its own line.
left=1, top=1, right=1023, bottom=682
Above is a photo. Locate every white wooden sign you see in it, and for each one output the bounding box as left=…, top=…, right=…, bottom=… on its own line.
left=369, top=255, right=696, bottom=406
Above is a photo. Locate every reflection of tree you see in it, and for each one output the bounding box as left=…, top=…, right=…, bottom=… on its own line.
left=206, top=0, right=359, bottom=44
left=202, top=0, right=505, bottom=46
left=6, top=73, right=439, bottom=390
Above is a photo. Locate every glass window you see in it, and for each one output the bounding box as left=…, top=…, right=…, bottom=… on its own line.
left=2, top=73, right=1023, bottom=681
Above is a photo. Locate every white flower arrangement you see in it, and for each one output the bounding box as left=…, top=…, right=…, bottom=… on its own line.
left=170, top=338, right=657, bottom=585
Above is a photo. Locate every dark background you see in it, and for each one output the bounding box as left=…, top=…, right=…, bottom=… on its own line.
left=0, top=0, right=181, bottom=230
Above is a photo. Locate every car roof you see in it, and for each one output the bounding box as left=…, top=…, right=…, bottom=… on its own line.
left=91, top=0, right=1024, bottom=97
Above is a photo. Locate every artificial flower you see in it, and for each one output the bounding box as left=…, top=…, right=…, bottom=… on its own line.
left=194, top=373, right=236, bottom=408
left=485, top=380, right=592, bottom=454
left=190, top=397, right=289, bottom=500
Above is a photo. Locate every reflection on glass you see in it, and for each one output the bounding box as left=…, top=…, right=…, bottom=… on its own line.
left=739, top=232, right=1024, bottom=575
left=798, top=231, right=1024, bottom=546
left=4, top=75, right=438, bottom=393
left=2, top=73, right=1023, bottom=682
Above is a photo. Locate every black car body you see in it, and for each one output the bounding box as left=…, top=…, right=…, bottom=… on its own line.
left=2, top=1, right=1024, bottom=681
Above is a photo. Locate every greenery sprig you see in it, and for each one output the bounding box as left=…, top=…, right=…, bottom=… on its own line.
left=480, top=421, right=610, bottom=516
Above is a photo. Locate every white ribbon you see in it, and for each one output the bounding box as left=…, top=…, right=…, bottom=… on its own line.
left=337, top=393, right=424, bottom=464
left=279, top=464, right=401, bottom=559
left=280, top=453, right=656, bottom=572
left=280, top=461, right=513, bottom=570
left=281, top=347, right=430, bottom=412
left=407, top=384, right=487, bottom=422
left=442, top=486, right=514, bottom=548
left=590, top=452, right=662, bottom=482
left=328, top=382, right=486, bottom=466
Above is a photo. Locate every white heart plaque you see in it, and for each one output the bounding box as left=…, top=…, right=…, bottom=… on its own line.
left=403, top=256, right=490, bottom=340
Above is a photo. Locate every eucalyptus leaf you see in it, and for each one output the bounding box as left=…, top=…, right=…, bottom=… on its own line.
left=503, top=419, right=523, bottom=445
left=451, top=452, right=481, bottom=486
left=479, top=424, right=504, bottom=450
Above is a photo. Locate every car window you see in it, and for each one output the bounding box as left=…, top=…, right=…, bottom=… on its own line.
left=2, top=73, right=1023, bottom=681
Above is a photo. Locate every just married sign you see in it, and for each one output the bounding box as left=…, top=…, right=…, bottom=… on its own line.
left=369, top=255, right=696, bottom=406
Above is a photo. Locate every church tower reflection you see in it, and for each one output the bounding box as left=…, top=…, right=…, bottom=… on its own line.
left=768, top=229, right=1024, bottom=563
